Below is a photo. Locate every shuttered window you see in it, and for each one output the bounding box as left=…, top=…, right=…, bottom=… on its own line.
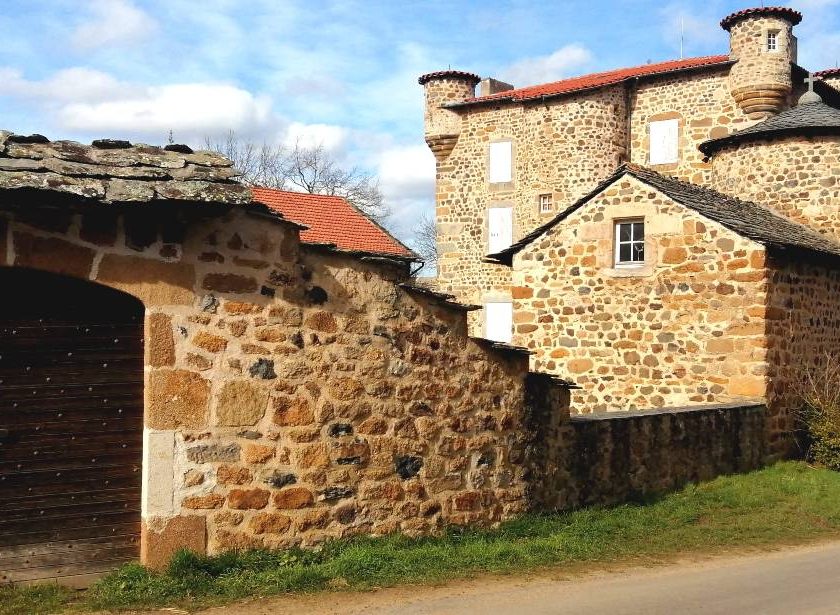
left=489, top=141, right=513, bottom=184
left=488, top=207, right=513, bottom=253
left=485, top=302, right=513, bottom=343
left=649, top=119, right=679, bottom=165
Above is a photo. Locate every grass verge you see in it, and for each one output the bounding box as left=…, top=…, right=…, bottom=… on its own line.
left=6, top=461, right=840, bottom=614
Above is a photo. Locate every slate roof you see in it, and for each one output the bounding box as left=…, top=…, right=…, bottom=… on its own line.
left=720, top=7, right=802, bottom=31
left=450, top=56, right=731, bottom=107
left=0, top=131, right=250, bottom=205
left=486, top=163, right=840, bottom=266
left=699, top=100, right=840, bottom=155
left=418, top=70, right=481, bottom=86
left=252, top=186, right=417, bottom=259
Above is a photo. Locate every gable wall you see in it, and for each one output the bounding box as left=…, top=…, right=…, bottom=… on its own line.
left=511, top=176, right=771, bottom=413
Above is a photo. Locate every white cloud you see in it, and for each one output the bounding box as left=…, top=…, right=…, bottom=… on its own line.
left=0, top=67, right=137, bottom=103
left=498, top=44, right=593, bottom=86
left=72, top=0, right=157, bottom=50
left=283, top=122, right=347, bottom=151
left=59, top=83, right=272, bottom=138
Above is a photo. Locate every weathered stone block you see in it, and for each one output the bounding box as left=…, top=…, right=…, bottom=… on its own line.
left=147, top=313, right=175, bottom=367
left=97, top=254, right=195, bottom=306
left=186, top=443, right=241, bottom=464
left=13, top=232, right=95, bottom=279
left=249, top=512, right=291, bottom=535
left=202, top=273, right=258, bottom=294
left=147, top=369, right=210, bottom=429
left=227, top=488, right=270, bottom=510
left=273, top=487, right=314, bottom=509
left=216, top=380, right=269, bottom=426
left=141, top=515, right=207, bottom=570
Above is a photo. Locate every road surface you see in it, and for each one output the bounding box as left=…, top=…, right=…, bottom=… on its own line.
left=194, top=541, right=840, bottom=615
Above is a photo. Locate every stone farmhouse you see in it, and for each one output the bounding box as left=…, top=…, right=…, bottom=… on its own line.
left=420, top=6, right=840, bottom=454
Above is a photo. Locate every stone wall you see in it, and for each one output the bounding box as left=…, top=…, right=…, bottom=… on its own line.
left=0, top=201, right=563, bottom=568
left=765, top=257, right=840, bottom=455
left=434, top=85, right=629, bottom=333
left=511, top=175, right=770, bottom=413
left=710, top=135, right=840, bottom=243
left=528, top=403, right=767, bottom=511
left=628, top=68, right=753, bottom=184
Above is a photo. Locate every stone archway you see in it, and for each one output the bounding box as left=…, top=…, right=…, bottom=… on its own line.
left=0, top=267, right=145, bottom=585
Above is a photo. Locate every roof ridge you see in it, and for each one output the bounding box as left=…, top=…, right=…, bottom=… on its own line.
left=460, top=55, right=731, bottom=105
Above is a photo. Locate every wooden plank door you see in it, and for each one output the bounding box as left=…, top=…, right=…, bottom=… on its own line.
left=0, top=268, right=144, bottom=585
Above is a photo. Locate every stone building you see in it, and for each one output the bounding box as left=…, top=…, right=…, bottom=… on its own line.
left=0, top=134, right=573, bottom=583
left=420, top=6, right=840, bottom=448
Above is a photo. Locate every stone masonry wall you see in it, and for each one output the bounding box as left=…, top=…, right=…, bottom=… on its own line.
left=0, top=202, right=552, bottom=568
left=629, top=67, right=754, bottom=184
left=528, top=403, right=766, bottom=511
left=764, top=257, right=840, bottom=456
left=511, top=176, right=770, bottom=414
left=431, top=66, right=765, bottom=336
left=435, top=85, right=628, bottom=333
left=710, top=135, right=840, bottom=243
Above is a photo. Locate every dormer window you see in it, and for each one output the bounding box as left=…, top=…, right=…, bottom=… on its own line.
left=614, top=219, right=645, bottom=266
left=767, top=30, right=779, bottom=52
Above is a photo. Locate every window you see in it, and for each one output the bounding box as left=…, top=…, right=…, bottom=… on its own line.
left=489, top=141, right=513, bottom=184
left=485, top=302, right=513, bottom=343
left=614, top=220, right=645, bottom=266
left=539, top=193, right=553, bottom=215
left=649, top=118, right=679, bottom=165
left=488, top=206, right=513, bottom=253
left=767, top=30, right=779, bottom=52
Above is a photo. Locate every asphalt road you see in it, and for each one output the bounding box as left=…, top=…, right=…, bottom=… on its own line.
left=200, top=541, right=840, bottom=615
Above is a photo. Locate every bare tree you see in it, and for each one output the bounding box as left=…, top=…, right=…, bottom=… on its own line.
left=413, top=211, right=437, bottom=271
left=204, top=132, right=389, bottom=222
left=204, top=131, right=286, bottom=189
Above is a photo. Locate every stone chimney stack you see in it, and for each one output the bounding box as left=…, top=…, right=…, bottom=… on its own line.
left=418, top=70, right=481, bottom=161
left=722, top=6, right=802, bottom=118
left=479, top=78, right=514, bottom=97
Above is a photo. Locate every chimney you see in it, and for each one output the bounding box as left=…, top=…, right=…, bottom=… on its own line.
left=479, top=78, right=515, bottom=97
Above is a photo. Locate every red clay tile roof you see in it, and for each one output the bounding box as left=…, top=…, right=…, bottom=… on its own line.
left=458, top=55, right=731, bottom=106
left=252, top=187, right=416, bottom=259
left=720, top=7, right=802, bottom=31
left=418, top=70, right=481, bottom=86
left=817, top=68, right=840, bottom=79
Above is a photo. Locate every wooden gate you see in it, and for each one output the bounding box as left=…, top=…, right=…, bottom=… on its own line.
left=0, top=268, right=144, bottom=585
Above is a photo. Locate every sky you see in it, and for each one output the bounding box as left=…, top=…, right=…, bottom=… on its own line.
left=1, top=0, right=838, bottom=248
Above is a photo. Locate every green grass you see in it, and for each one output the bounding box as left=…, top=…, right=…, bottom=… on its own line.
left=6, top=461, right=840, bottom=614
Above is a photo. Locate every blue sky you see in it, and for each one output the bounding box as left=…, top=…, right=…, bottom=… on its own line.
left=1, top=1, right=838, bottom=246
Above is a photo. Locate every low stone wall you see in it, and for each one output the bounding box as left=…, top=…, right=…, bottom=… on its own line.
left=529, top=402, right=766, bottom=511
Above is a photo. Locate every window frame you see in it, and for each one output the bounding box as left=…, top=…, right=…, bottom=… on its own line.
left=487, top=205, right=514, bottom=253
left=614, top=219, right=645, bottom=267
left=538, top=193, right=553, bottom=215
left=766, top=30, right=779, bottom=53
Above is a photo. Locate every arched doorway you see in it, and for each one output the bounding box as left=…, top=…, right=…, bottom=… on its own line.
left=0, top=268, right=144, bottom=585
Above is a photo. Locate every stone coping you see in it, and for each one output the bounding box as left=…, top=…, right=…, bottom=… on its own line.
left=720, top=7, right=802, bottom=31
left=569, top=400, right=766, bottom=422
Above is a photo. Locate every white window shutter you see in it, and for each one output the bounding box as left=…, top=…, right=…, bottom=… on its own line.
left=485, top=302, right=513, bottom=343
left=488, top=207, right=513, bottom=253
left=649, top=119, right=679, bottom=165
left=489, top=141, right=512, bottom=183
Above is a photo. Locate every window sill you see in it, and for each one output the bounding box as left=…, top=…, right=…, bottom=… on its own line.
left=604, top=263, right=655, bottom=278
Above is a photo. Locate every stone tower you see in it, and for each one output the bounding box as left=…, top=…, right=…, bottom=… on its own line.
left=722, top=6, right=802, bottom=118
left=418, top=70, right=481, bottom=161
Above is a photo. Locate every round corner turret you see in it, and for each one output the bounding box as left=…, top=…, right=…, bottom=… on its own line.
left=722, top=7, right=803, bottom=118
left=419, top=70, right=481, bottom=161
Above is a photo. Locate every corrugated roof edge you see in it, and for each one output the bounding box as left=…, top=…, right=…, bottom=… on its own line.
left=486, top=163, right=840, bottom=266
left=447, top=57, right=733, bottom=108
